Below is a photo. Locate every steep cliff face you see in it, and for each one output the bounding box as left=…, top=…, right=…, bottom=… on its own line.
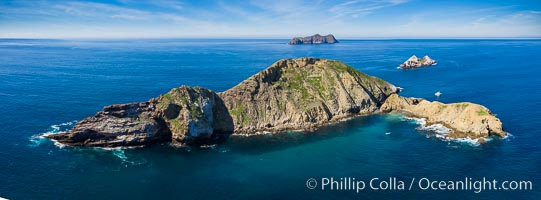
left=47, top=86, right=233, bottom=147
left=288, top=34, right=338, bottom=45
left=380, top=94, right=506, bottom=139
left=219, top=58, right=398, bottom=134
left=152, top=86, right=233, bottom=146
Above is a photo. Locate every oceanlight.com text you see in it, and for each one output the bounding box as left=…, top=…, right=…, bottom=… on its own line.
left=306, top=177, right=533, bottom=193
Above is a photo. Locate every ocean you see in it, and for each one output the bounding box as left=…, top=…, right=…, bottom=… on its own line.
left=0, top=39, right=540, bottom=199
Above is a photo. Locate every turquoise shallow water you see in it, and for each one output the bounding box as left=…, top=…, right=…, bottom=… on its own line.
left=0, top=39, right=540, bottom=199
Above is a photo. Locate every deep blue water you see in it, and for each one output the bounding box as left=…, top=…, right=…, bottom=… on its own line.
left=0, top=39, right=540, bottom=199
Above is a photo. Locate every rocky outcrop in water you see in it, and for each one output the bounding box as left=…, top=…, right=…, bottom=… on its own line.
left=219, top=58, right=397, bottom=134
left=47, top=86, right=233, bottom=147
left=48, top=58, right=505, bottom=148
left=288, top=34, right=338, bottom=45
left=380, top=94, right=506, bottom=139
left=399, top=55, right=436, bottom=69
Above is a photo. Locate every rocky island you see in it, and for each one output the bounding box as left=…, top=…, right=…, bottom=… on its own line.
left=399, top=55, right=436, bottom=69
left=47, top=58, right=505, bottom=148
left=288, top=34, right=338, bottom=45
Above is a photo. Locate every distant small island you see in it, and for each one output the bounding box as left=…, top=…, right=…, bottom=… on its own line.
left=288, top=34, right=338, bottom=45
left=399, top=55, right=436, bottom=69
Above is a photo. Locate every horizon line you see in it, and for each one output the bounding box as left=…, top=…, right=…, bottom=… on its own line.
left=1, top=37, right=541, bottom=40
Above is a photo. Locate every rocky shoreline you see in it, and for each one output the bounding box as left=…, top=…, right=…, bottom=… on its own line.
left=47, top=58, right=505, bottom=148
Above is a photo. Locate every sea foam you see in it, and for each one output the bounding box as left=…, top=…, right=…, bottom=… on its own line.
left=29, top=121, right=145, bottom=165
left=401, top=116, right=488, bottom=146
left=29, top=120, right=77, bottom=148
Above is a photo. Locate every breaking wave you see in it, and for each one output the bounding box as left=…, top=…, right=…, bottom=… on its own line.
left=28, top=120, right=148, bottom=166
left=401, top=116, right=493, bottom=146
left=28, top=120, right=77, bottom=148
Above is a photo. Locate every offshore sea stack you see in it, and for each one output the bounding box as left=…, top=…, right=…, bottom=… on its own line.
left=47, top=58, right=505, bottom=148
left=399, top=55, right=436, bottom=69
left=288, top=34, right=338, bottom=45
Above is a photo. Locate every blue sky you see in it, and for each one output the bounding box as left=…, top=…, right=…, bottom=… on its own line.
left=1, top=0, right=540, bottom=38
